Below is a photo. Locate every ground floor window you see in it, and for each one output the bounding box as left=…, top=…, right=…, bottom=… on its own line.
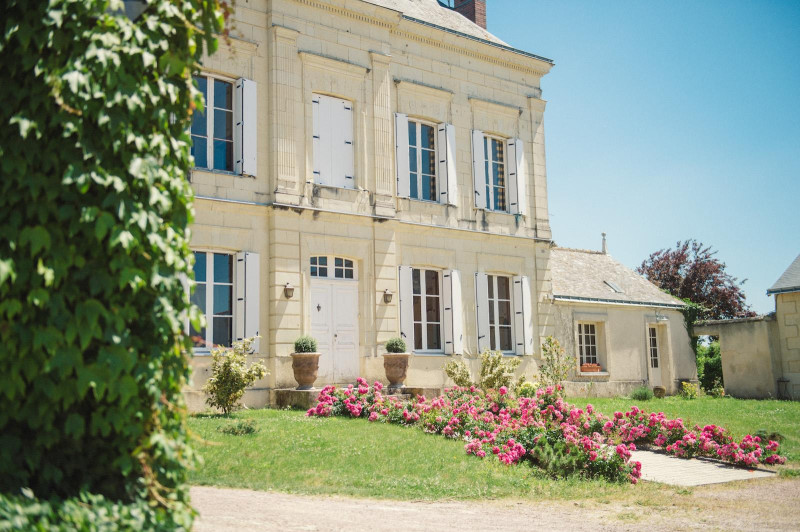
left=648, top=326, right=659, bottom=369
left=578, top=322, right=598, bottom=365
left=487, top=275, right=513, bottom=351
left=191, top=251, right=233, bottom=349
left=413, top=268, right=442, bottom=351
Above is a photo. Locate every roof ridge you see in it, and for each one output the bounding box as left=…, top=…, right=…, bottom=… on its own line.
left=552, top=246, right=606, bottom=255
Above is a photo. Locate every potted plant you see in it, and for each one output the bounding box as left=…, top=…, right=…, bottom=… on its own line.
left=291, top=335, right=320, bottom=390
left=580, top=362, right=601, bottom=373
left=383, top=337, right=410, bottom=393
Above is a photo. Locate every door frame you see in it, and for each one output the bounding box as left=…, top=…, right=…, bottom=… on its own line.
left=309, top=277, right=360, bottom=384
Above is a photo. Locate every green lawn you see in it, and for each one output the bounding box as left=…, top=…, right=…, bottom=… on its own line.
left=571, top=396, right=800, bottom=462
left=188, top=395, right=799, bottom=501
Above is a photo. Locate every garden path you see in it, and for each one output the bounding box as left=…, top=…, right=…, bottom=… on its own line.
left=631, top=449, right=776, bottom=486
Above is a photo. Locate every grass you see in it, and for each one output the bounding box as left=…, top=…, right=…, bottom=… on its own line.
left=189, top=409, right=651, bottom=501
left=570, top=395, right=800, bottom=462
left=188, top=395, right=799, bottom=502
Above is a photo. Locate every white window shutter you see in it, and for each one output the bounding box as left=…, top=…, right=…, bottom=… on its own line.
left=312, top=95, right=323, bottom=184
left=398, top=266, right=414, bottom=347
left=395, top=113, right=410, bottom=198
left=244, top=252, right=260, bottom=353
left=513, top=275, right=532, bottom=356
left=471, top=130, right=486, bottom=210
left=443, top=269, right=463, bottom=355
left=506, top=138, right=526, bottom=215
left=235, top=252, right=246, bottom=343
left=341, top=99, right=355, bottom=188
left=475, top=272, right=490, bottom=353
left=235, top=78, right=257, bottom=176
left=437, top=123, right=458, bottom=206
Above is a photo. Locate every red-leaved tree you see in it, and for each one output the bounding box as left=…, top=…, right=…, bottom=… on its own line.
left=637, top=240, right=756, bottom=320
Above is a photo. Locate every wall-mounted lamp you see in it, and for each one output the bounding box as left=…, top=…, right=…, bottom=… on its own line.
left=655, top=310, right=669, bottom=322
left=284, top=283, right=295, bottom=299
left=383, top=289, right=393, bottom=304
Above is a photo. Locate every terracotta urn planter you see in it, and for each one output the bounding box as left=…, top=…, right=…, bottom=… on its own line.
left=580, top=363, right=601, bottom=373
left=653, top=386, right=666, bottom=398
left=291, top=352, right=321, bottom=390
left=383, top=353, right=410, bottom=392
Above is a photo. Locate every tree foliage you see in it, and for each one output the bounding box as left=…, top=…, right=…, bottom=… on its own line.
left=637, top=240, right=755, bottom=320
left=1, top=0, right=224, bottom=522
left=536, top=336, right=575, bottom=389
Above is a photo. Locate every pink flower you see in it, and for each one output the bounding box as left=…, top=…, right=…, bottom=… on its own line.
left=499, top=386, right=508, bottom=396
left=589, top=451, right=598, bottom=461
left=368, top=412, right=379, bottom=422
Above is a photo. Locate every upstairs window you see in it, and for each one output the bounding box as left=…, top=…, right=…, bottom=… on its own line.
left=191, top=75, right=257, bottom=176
left=312, top=94, right=354, bottom=189
left=472, top=131, right=526, bottom=214
left=395, top=114, right=457, bottom=206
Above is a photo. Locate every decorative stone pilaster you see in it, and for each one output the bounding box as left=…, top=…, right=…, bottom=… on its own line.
left=528, top=95, right=551, bottom=240
left=370, top=51, right=396, bottom=218
left=270, top=25, right=301, bottom=204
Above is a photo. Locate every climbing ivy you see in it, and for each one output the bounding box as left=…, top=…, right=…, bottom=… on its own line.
left=0, top=0, right=224, bottom=525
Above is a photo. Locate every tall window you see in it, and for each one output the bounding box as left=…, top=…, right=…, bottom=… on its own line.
left=191, top=76, right=234, bottom=172
left=408, top=120, right=436, bottom=201
left=578, top=323, right=598, bottom=365
left=412, top=269, right=442, bottom=351
left=487, top=275, right=513, bottom=351
left=648, top=326, right=659, bottom=369
left=191, top=252, right=234, bottom=348
left=484, top=136, right=506, bottom=211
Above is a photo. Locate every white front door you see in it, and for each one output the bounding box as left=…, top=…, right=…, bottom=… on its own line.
left=647, top=325, right=662, bottom=387
left=310, top=279, right=359, bottom=384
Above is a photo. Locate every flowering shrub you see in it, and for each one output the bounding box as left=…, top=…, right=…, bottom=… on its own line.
left=307, top=380, right=787, bottom=483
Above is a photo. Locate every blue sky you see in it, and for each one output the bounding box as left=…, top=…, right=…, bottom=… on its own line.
left=488, top=0, right=800, bottom=314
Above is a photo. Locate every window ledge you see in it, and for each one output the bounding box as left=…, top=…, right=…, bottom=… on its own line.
left=191, top=167, right=241, bottom=177
left=412, top=351, right=447, bottom=357
left=573, top=371, right=611, bottom=382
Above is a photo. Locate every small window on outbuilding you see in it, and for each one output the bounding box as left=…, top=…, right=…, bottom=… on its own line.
left=604, top=280, right=623, bottom=293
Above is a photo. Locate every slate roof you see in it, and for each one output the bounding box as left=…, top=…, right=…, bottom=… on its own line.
left=364, top=0, right=507, bottom=44
left=550, top=248, right=684, bottom=308
left=767, top=253, right=800, bottom=295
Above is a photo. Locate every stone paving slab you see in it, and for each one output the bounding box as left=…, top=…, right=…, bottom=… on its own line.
left=631, top=449, right=776, bottom=486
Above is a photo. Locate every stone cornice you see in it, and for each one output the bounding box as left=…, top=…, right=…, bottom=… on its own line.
left=298, top=51, right=369, bottom=77
left=469, top=97, right=522, bottom=117
left=394, top=78, right=453, bottom=100
left=528, top=96, right=547, bottom=114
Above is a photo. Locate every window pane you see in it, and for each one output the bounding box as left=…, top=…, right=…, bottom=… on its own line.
left=499, top=327, right=512, bottom=351
left=409, top=147, right=417, bottom=172
left=408, top=123, right=417, bottom=146
left=425, top=295, right=439, bottom=322
left=318, top=267, right=327, bottom=277
left=193, top=252, right=207, bottom=282
left=213, top=254, right=232, bottom=283
left=421, top=124, right=434, bottom=149
left=335, top=257, right=343, bottom=267
left=190, top=324, right=206, bottom=348
left=213, top=140, right=233, bottom=171
left=422, top=174, right=433, bottom=201
left=214, top=79, right=232, bottom=110
left=487, top=275, right=494, bottom=298
left=498, top=301, right=511, bottom=325
left=319, top=257, right=327, bottom=266
left=489, top=328, right=496, bottom=351
left=335, top=268, right=343, bottom=279
left=413, top=295, right=421, bottom=321
left=194, top=76, right=207, bottom=104
left=191, top=137, right=207, bottom=168
left=191, top=284, right=206, bottom=312
left=426, top=324, right=441, bottom=350
left=345, top=269, right=353, bottom=279
left=497, top=277, right=510, bottom=299
left=421, top=150, right=434, bottom=177
left=311, top=266, right=317, bottom=277
left=310, top=257, right=317, bottom=265
left=414, top=324, right=423, bottom=350
left=412, top=269, right=421, bottom=294
left=213, top=285, right=232, bottom=315
left=214, top=109, right=233, bottom=140
left=488, top=301, right=495, bottom=324
left=212, top=316, right=232, bottom=347
left=191, top=109, right=206, bottom=135
left=409, top=171, right=418, bottom=199
left=425, top=270, right=439, bottom=295
left=345, top=259, right=352, bottom=268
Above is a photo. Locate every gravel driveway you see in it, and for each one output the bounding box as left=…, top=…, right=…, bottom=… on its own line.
left=191, top=477, right=800, bottom=531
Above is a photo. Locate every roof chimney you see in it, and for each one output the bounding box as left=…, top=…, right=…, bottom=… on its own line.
left=601, top=233, right=607, bottom=254
left=452, top=0, right=487, bottom=29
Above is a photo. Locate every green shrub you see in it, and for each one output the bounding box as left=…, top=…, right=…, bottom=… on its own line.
left=708, top=378, right=725, bottom=398
left=0, top=0, right=223, bottom=518
left=630, top=386, right=654, bottom=401
left=516, top=380, right=540, bottom=398
left=696, top=341, right=723, bottom=392
left=479, top=350, right=521, bottom=391
left=537, top=336, right=575, bottom=389
left=0, top=489, right=183, bottom=531
left=293, top=335, right=318, bottom=353
left=218, top=419, right=259, bottom=436
left=444, top=358, right=473, bottom=387
left=680, top=381, right=699, bottom=399
left=203, top=338, right=267, bottom=415
left=385, top=337, right=407, bottom=353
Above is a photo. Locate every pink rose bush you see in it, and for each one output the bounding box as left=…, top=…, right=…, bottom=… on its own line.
left=307, top=380, right=786, bottom=483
